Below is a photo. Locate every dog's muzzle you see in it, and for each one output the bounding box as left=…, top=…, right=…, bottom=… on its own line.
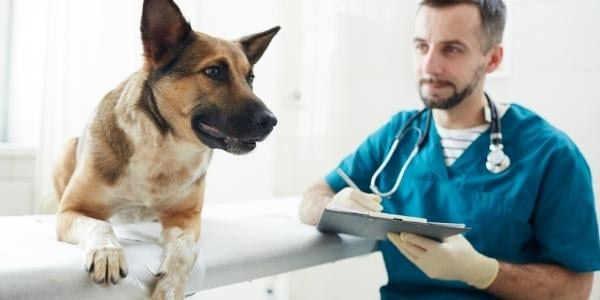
left=192, top=107, right=277, bottom=154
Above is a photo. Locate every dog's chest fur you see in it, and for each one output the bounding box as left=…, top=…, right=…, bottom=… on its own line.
left=110, top=141, right=212, bottom=222
left=124, top=140, right=210, bottom=203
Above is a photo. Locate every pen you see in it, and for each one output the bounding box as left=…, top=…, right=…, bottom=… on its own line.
left=336, top=168, right=385, bottom=211
left=336, top=168, right=361, bottom=191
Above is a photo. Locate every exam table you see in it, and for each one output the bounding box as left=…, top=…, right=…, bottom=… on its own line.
left=0, top=197, right=377, bottom=299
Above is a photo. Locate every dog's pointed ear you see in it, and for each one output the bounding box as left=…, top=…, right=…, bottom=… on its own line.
left=238, top=26, right=281, bottom=65
left=141, top=0, right=192, bottom=69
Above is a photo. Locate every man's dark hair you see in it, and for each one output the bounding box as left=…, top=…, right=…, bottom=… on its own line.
left=419, top=0, right=506, bottom=52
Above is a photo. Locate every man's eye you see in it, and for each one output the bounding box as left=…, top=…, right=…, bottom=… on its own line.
left=415, top=44, right=428, bottom=53
left=445, top=47, right=461, bottom=54
left=204, top=66, right=221, bottom=78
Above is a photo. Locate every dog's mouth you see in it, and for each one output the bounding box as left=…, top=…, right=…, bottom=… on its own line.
left=193, top=120, right=265, bottom=154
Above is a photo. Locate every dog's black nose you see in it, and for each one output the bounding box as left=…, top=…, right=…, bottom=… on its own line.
left=255, top=109, right=277, bottom=130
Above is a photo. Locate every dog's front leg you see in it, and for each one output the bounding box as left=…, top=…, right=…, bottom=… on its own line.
left=151, top=179, right=204, bottom=300
left=151, top=211, right=200, bottom=300
left=57, top=178, right=126, bottom=285
left=57, top=209, right=127, bottom=285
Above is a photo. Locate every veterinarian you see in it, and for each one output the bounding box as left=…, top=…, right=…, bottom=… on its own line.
left=299, top=0, right=600, bottom=299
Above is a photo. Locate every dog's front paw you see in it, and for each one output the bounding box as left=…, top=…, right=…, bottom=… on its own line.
left=83, top=242, right=128, bottom=285
left=151, top=273, right=185, bottom=300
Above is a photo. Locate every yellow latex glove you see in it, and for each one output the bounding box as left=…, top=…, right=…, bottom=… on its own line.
left=327, top=187, right=382, bottom=212
left=387, top=232, right=499, bottom=289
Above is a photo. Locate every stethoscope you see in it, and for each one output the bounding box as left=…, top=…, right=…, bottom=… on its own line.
left=361, top=93, right=510, bottom=198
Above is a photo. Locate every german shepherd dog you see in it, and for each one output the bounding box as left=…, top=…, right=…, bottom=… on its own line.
left=52, top=0, right=278, bottom=298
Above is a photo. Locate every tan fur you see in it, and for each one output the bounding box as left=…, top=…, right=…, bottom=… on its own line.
left=55, top=70, right=213, bottom=216
left=53, top=1, right=278, bottom=298
left=90, top=82, right=136, bottom=185
left=53, top=137, right=78, bottom=201
left=54, top=68, right=212, bottom=296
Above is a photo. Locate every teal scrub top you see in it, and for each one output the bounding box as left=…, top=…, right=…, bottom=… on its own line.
left=325, top=104, right=600, bottom=300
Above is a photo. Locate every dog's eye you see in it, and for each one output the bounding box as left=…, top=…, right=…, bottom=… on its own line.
left=204, top=66, right=221, bottom=78
left=204, top=65, right=229, bottom=82
left=247, top=72, right=255, bottom=87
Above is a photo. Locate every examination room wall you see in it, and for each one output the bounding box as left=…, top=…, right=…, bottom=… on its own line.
left=1, top=0, right=282, bottom=211
left=1, top=0, right=598, bottom=299
left=270, top=0, right=600, bottom=299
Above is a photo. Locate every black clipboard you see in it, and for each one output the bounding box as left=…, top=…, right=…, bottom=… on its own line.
left=317, top=207, right=470, bottom=241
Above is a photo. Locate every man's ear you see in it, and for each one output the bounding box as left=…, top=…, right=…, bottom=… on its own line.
left=238, top=26, right=281, bottom=65
left=141, top=0, right=192, bottom=70
left=485, top=44, right=504, bottom=74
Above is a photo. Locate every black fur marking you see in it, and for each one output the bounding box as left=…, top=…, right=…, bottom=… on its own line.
left=137, top=81, right=171, bottom=135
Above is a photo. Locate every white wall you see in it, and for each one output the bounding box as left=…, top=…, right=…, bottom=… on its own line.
left=272, top=0, right=600, bottom=299
left=2, top=0, right=283, bottom=209
left=274, top=0, right=600, bottom=200
left=0, top=0, right=10, bottom=141
left=0, top=145, right=35, bottom=215
left=273, top=0, right=420, bottom=197
left=181, top=0, right=283, bottom=204
left=0, top=0, right=598, bottom=298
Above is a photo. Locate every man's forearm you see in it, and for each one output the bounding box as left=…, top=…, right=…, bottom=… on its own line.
left=485, top=261, right=593, bottom=300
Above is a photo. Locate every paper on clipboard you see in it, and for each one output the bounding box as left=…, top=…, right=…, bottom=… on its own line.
left=317, top=207, right=470, bottom=241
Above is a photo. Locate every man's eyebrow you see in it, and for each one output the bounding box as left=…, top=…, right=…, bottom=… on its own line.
left=412, top=38, right=469, bottom=48
left=442, top=39, right=468, bottom=48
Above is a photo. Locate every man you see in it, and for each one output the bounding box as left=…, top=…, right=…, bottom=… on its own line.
left=299, top=0, right=600, bottom=299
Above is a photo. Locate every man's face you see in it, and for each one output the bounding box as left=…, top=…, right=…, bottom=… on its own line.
left=413, top=4, right=490, bottom=109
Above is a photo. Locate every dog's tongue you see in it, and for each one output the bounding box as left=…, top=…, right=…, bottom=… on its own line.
left=198, top=121, right=259, bottom=145
left=198, top=122, right=227, bottom=139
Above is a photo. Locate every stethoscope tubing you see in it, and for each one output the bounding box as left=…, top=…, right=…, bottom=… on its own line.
left=368, top=93, right=505, bottom=198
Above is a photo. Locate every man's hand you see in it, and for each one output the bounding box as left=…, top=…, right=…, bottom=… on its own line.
left=327, top=187, right=383, bottom=212
left=387, top=232, right=499, bottom=289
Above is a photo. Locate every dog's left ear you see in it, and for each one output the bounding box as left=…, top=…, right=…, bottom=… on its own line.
left=238, top=26, right=281, bottom=65
left=141, top=0, right=192, bottom=70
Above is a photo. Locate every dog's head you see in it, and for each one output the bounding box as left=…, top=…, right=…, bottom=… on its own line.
left=139, top=0, right=279, bottom=154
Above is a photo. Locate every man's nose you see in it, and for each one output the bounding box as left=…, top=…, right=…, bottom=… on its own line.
left=422, top=51, right=443, bottom=76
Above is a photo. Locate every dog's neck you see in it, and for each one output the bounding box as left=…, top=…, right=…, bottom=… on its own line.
left=114, top=70, right=167, bottom=148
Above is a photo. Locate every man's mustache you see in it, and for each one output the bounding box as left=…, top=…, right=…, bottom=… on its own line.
left=419, top=78, right=456, bottom=88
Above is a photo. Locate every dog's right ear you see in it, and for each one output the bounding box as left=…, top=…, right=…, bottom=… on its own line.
left=141, top=0, right=192, bottom=70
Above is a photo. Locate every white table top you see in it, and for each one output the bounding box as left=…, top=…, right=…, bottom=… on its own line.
left=0, top=197, right=377, bottom=300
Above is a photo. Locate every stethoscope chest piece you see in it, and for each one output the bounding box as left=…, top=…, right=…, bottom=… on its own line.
left=486, top=144, right=510, bottom=174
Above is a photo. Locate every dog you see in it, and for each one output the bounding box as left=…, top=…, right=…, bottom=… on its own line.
left=52, top=0, right=279, bottom=298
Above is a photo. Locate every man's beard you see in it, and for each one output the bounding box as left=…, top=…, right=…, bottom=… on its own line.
left=418, top=67, right=484, bottom=110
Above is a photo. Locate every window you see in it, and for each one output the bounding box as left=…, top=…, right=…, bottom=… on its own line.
left=0, top=0, right=13, bottom=142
